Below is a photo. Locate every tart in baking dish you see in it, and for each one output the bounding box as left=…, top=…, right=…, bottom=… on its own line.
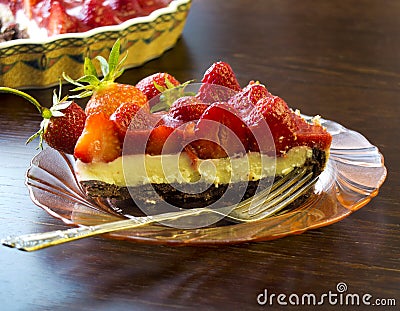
left=2, top=0, right=173, bottom=38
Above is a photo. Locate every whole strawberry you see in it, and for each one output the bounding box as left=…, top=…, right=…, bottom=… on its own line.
left=197, top=61, right=241, bottom=103
left=228, top=81, right=271, bottom=117
left=247, top=95, right=296, bottom=154
left=42, top=101, right=86, bottom=154
left=64, top=39, right=147, bottom=118
left=81, top=0, right=121, bottom=29
left=85, top=83, right=147, bottom=117
left=201, top=61, right=241, bottom=91
left=168, top=96, right=209, bottom=123
left=135, top=72, right=180, bottom=104
left=0, top=86, right=86, bottom=154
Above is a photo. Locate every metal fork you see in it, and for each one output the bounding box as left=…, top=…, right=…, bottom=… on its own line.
left=1, top=167, right=317, bottom=251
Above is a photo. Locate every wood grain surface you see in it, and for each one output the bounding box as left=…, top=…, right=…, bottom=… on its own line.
left=0, top=0, right=398, bottom=310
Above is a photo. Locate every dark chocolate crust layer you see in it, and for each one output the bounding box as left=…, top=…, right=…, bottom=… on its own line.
left=79, top=148, right=327, bottom=209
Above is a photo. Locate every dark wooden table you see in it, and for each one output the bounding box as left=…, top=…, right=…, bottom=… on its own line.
left=1, top=1, right=399, bottom=310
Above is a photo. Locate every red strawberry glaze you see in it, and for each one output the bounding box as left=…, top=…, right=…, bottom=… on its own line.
left=228, top=81, right=272, bottom=118
left=197, top=62, right=241, bottom=103
left=168, top=96, right=209, bottom=123
left=247, top=96, right=331, bottom=155
left=120, top=108, right=186, bottom=156
left=120, top=94, right=331, bottom=159
left=190, top=102, right=249, bottom=159
left=201, top=61, right=241, bottom=92
left=110, top=102, right=151, bottom=141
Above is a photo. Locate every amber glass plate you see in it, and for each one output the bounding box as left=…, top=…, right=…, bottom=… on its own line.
left=25, top=117, right=387, bottom=245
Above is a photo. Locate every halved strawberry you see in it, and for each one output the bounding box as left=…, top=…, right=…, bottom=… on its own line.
left=110, top=101, right=154, bottom=140
left=146, top=125, right=178, bottom=155
left=111, top=100, right=177, bottom=155
left=191, top=102, right=249, bottom=159
left=292, top=115, right=332, bottom=151
left=46, top=1, right=79, bottom=36
left=248, top=95, right=332, bottom=155
left=122, top=115, right=181, bottom=155
left=251, top=95, right=331, bottom=156
left=74, top=112, right=121, bottom=163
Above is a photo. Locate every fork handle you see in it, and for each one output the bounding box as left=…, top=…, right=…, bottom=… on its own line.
left=1, top=208, right=207, bottom=251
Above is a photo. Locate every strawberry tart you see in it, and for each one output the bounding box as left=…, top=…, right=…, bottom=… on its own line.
left=1, top=0, right=173, bottom=38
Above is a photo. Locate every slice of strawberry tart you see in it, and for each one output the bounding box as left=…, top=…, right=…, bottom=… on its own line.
left=0, top=40, right=331, bottom=213
left=67, top=42, right=332, bottom=210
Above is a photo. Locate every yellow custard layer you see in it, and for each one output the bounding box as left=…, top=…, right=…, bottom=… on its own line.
left=75, top=146, right=313, bottom=187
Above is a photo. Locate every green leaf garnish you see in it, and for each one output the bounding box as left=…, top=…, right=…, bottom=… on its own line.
left=150, top=80, right=195, bottom=113
left=63, top=39, right=127, bottom=98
